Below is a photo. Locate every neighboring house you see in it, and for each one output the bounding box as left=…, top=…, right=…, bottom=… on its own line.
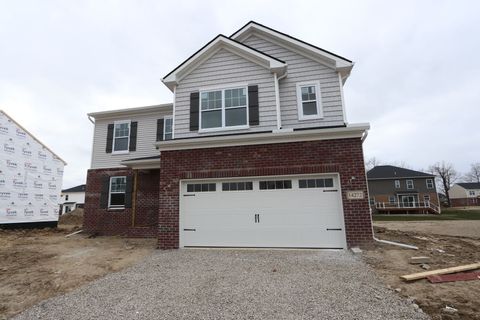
left=60, top=184, right=86, bottom=214
left=84, top=21, right=372, bottom=249
left=0, top=110, right=66, bottom=226
left=449, top=183, right=480, bottom=207
left=367, top=165, right=440, bottom=214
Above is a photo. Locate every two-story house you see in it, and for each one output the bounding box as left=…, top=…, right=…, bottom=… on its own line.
left=60, top=184, right=86, bottom=214
left=449, top=183, right=480, bottom=207
left=367, top=165, right=441, bottom=214
left=84, top=21, right=372, bottom=249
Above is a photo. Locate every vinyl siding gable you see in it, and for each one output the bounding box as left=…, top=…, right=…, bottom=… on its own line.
left=91, top=110, right=171, bottom=169
left=174, top=48, right=277, bottom=139
left=241, top=34, right=345, bottom=129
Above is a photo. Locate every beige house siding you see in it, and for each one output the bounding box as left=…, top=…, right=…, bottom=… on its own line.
left=241, top=34, right=345, bottom=129
left=91, top=109, right=171, bottom=169
left=174, top=48, right=277, bottom=139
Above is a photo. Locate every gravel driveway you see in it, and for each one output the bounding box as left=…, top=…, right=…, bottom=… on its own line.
left=14, top=249, right=427, bottom=320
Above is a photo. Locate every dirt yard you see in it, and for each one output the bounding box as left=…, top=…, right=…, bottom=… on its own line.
left=0, top=222, right=156, bottom=319
left=375, top=220, right=480, bottom=238
left=365, top=223, right=480, bottom=320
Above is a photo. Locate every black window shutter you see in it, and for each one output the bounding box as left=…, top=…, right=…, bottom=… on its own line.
left=248, top=85, right=259, bottom=125
left=106, top=124, right=114, bottom=153
left=125, top=176, right=133, bottom=208
left=129, top=121, right=138, bottom=151
left=156, top=118, right=165, bottom=141
left=190, top=92, right=199, bottom=131
left=99, top=176, right=110, bottom=209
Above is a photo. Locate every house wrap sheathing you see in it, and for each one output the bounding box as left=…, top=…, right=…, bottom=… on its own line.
left=0, top=110, right=66, bottom=224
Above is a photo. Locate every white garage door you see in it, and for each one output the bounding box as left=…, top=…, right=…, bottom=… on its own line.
left=180, top=175, right=346, bottom=248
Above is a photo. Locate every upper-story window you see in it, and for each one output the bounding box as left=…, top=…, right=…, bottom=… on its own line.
left=113, top=121, right=130, bottom=153
left=469, top=190, right=476, bottom=196
left=164, top=116, right=173, bottom=140
left=426, top=179, right=434, bottom=189
left=406, top=180, right=414, bottom=190
left=200, top=87, right=248, bottom=130
left=394, top=180, right=400, bottom=188
left=296, top=81, right=323, bottom=120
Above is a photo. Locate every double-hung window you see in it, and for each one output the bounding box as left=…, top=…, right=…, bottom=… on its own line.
left=109, top=176, right=126, bottom=208
left=164, top=116, right=173, bottom=140
left=297, top=81, right=322, bottom=120
left=426, top=179, right=434, bottom=189
left=200, top=86, right=248, bottom=130
left=113, top=121, right=130, bottom=153
left=394, top=180, right=401, bottom=188
left=406, top=180, right=414, bottom=190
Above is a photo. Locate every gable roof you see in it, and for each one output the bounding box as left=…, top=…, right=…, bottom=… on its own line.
left=0, top=110, right=67, bottom=165
left=230, top=21, right=354, bottom=80
left=456, top=182, right=480, bottom=190
left=162, top=34, right=287, bottom=92
left=367, top=165, right=434, bottom=180
left=62, top=184, right=86, bottom=193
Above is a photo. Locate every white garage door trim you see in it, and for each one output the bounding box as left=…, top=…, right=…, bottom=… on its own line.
left=179, top=173, right=346, bottom=248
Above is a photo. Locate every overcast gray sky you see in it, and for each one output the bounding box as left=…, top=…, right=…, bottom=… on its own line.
left=1, top=0, right=479, bottom=188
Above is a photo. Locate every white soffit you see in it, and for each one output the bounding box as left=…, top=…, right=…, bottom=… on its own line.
left=162, top=35, right=287, bottom=92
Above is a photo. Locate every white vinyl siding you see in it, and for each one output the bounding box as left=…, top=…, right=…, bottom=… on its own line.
left=241, top=35, right=345, bottom=129
left=91, top=108, right=172, bottom=169
left=174, top=48, right=277, bottom=138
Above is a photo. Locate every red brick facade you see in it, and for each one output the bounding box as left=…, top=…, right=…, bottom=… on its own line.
left=158, top=138, right=373, bottom=249
left=84, top=168, right=159, bottom=237
left=450, top=197, right=479, bottom=207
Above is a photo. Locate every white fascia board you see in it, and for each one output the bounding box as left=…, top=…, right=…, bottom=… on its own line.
left=162, top=36, right=287, bottom=92
left=120, top=158, right=160, bottom=169
left=155, top=123, right=370, bottom=151
left=88, top=103, right=173, bottom=119
left=232, top=23, right=353, bottom=73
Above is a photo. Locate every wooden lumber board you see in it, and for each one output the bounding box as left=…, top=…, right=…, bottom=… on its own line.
left=428, top=271, right=480, bottom=283
left=400, top=262, right=480, bottom=281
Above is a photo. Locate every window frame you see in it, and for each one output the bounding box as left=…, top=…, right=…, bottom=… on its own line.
left=469, top=190, right=476, bottom=196
left=423, top=194, right=430, bottom=202
left=199, top=84, right=249, bottom=132
left=296, top=80, right=323, bottom=121
left=394, top=180, right=401, bottom=189
left=426, top=179, right=434, bottom=189
left=389, top=196, right=396, bottom=204
left=108, top=176, right=127, bottom=208
left=163, top=116, right=173, bottom=141
left=406, top=179, right=414, bottom=190
left=112, top=120, right=131, bottom=154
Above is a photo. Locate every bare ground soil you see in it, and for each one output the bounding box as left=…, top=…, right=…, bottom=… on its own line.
left=0, top=227, right=156, bottom=319
left=364, top=224, right=480, bottom=320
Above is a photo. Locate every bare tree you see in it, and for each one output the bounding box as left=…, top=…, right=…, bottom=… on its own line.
left=365, top=157, right=382, bottom=171
left=429, top=161, right=458, bottom=206
left=464, top=162, right=480, bottom=183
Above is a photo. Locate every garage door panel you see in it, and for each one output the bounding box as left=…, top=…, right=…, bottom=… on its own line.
left=180, top=176, right=346, bottom=248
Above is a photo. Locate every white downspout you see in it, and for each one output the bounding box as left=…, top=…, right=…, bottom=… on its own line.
left=87, top=115, right=95, bottom=169
left=361, top=127, right=418, bottom=250
left=273, top=72, right=281, bottom=130
left=172, top=85, right=176, bottom=139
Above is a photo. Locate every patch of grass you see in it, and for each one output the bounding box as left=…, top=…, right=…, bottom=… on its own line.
left=373, top=208, right=480, bottom=221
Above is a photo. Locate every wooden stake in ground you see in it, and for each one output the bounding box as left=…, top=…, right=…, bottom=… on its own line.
left=400, top=262, right=480, bottom=281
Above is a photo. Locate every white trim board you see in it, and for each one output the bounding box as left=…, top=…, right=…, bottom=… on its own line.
left=156, top=123, right=370, bottom=151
